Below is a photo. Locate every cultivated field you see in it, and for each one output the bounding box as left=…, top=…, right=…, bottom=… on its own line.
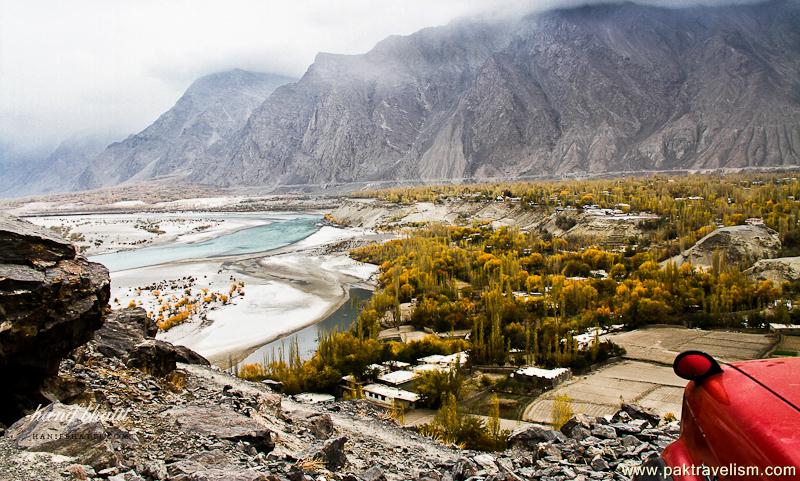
left=522, top=326, right=777, bottom=425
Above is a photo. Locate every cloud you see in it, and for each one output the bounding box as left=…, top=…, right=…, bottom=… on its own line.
left=0, top=0, right=762, bottom=150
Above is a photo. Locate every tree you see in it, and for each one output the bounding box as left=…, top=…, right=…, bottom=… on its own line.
left=551, top=394, right=574, bottom=429
left=415, top=368, right=463, bottom=408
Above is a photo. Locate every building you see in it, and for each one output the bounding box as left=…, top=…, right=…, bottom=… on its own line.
left=510, top=366, right=571, bottom=390
left=590, top=269, right=608, bottom=279
left=436, top=329, right=472, bottom=340
left=363, top=383, right=420, bottom=410
left=417, top=351, right=469, bottom=368
left=412, top=363, right=447, bottom=374
left=770, top=324, right=800, bottom=336
left=377, top=325, right=429, bottom=343
left=377, top=369, right=418, bottom=385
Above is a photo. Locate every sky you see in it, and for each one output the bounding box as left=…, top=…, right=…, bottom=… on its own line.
left=0, top=0, right=758, bottom=152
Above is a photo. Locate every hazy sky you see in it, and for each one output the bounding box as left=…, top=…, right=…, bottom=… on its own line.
left=0, top=0, right=758, bottom=151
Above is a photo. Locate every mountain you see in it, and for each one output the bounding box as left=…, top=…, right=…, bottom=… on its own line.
left=206, top=0, right=800, bottom=187
left=76, top=69, right=295, bottom=190
left=16, top=1, right=800, bottom=194
left=0, top=135, right=111, bottom=198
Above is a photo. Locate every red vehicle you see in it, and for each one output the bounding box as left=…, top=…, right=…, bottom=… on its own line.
left=635, top=351, right=800, bottom=481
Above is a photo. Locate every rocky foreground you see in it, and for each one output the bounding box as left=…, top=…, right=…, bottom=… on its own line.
left=0, top=214, right=679, bottom=481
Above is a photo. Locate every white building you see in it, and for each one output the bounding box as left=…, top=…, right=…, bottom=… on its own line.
left=417, top=351, right=469, bottom=368
left=510, top=366, right=571, bottom=389
left=377, top=369, right=418, bottom=385
left=363, top=383, right=420, bottom=410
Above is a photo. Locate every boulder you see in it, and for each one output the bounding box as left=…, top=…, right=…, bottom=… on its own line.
left=5, top=402, right=120, bottom=469
left=92, top=308, right=156, bottom=359
left=92, top=307, right=209, bottom=373
left=0, top=214, right=77, bottom=264
left=293, top=412, right=335, bottom=439
left=304, top=435, right=348, bottom=471
left=361, top=466, right=387, bottom=481
left=0, top=214, right=110, bottom=423
left=171, top=468, right=274, bottom=481
left=452, top=457, right=478, bottom=481
left=125, top=340, right=177, bottom=377
left=560, top=414, right=602, bottom=440
left=613, top=403, right=660, bottom=427
left=590, top=455, right=609, bottom=471
left=173, top=345, right=211, bottom=366
left=590, top=424, right=617, bottom=439
left=108, top=471, right=146, bottom=481
left=161, top=406, right=274, bottom=453
left=508, top=425, right=566, bottom=449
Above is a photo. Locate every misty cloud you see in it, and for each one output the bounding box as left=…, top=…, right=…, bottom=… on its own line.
left=0, top=0, right=763, bottom=150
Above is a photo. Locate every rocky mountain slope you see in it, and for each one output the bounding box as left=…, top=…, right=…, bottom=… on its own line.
left=209, top=0, right=800, bottom=188
left=76, top=70, right=294, bottom=190
left=0, top=135, right=111, bottom=198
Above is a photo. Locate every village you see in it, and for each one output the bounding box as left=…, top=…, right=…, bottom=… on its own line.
left=286, top=300, right=626, bottom=427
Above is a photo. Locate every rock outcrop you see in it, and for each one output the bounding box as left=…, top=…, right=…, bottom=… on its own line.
left=0, top=214, right=110, bottom=423
left=160, top=405, right=275, bottom=454
left=745, top=256, right=800, bottom=284
left=91, top=307, right=209, bottom=376
left=668, top=224, right=781, bottom=269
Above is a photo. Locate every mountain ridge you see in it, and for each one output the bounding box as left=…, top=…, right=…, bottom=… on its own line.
left=76, top=69, right=295, bottom=190
left=5, top=0, right=800, bottom=196
left=204, top=0, right=800, bottom=188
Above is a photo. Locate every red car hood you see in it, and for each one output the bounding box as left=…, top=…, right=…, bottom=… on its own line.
left=729, top=358, right=800, bottom=409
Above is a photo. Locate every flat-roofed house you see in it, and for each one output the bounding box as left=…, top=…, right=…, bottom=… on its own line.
left=363, top=383, right=420, bottom=410
left=377, top=369, right=418, bottom=385
left=510, top=366, right=572, bottom=390
left=417, top=351, right=469, bottom=369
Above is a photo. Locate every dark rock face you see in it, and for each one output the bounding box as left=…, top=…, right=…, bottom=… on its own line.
left=320, top=435, right=349, bottom=471
left=452, top=457, right=478, bottom=481
left=301, top=435, right=348, bottom=471
left=92, top=308, right=158, bottom=360
left=0, top=214, right=110, bottom=424
left=126, top=339, right=178, bottom=377
left=0, top=214, right=77, bottom=264
left=614, top=402, right=662, bottom=427
left=91, top=307, right=209, bottom=374
left=172, top=344, right=211, bottom=366
left=293, top=411, right=335, bottom=439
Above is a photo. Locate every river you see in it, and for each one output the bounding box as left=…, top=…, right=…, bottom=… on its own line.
left=237, top=287, right=372, bottom=367
left=91, top=213, right=321, bottom=271
left=86, top=211, right=372, bottom=364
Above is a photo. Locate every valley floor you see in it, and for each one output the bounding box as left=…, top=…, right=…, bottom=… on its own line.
left=521, top=326, right=777, bottom=425
left=24, top=207, right=383, bottom=366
